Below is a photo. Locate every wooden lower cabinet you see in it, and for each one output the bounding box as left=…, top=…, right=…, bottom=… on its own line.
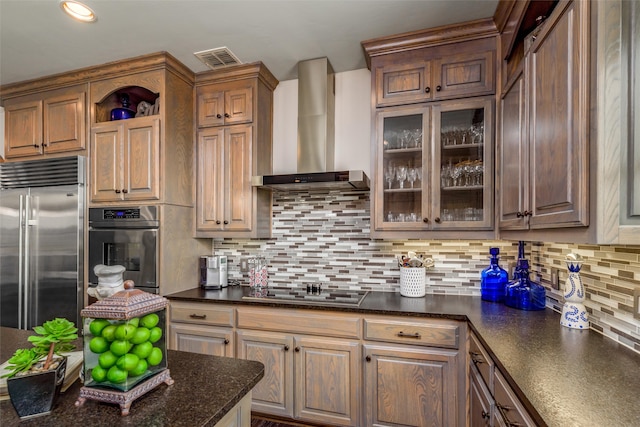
left=168, top=301, right=235, bottom=357
left=363, top=344, right=460, bottom=427
left=236, top=329, right=360, bottom=426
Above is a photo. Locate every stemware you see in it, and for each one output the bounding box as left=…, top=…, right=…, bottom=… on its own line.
left=450, top=162, right=463, bottom=187
left=384, top=165, right=396, bottom=189
left=396, top=166, right=407, bottom=189
left=407, top=167, right=417, bottom=188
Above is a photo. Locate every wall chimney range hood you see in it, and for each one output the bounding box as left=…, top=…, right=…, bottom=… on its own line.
left=253, top=57, right=369, bottom=192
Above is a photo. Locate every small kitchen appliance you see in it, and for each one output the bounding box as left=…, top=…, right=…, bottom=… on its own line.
left=199, top=256, right=228, bottom=290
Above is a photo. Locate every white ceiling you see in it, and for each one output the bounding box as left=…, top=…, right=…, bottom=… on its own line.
left=0, top=0, right=498, bottom=86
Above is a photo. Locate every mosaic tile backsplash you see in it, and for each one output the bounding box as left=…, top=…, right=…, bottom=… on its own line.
left=213, top=191, right=640, bottom=354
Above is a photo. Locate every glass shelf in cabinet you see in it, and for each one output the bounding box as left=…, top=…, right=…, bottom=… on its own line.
left=441, top=142, right=483, bottom=150
left=384, top=188, right=422, bottom=193
left=441, top=185, right=484, bottom=191
left=383, top=147, right=422, bottom=154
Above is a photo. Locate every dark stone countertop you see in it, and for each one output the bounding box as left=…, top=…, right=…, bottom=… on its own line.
left=0, top=326, right=264, bottom=427
left=167, top=286, right=640, bottom=427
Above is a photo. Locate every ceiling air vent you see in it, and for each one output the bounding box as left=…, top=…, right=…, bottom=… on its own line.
left=194, top=47, right=242, bottom=70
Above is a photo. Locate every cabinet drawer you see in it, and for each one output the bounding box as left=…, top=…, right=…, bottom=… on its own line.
left=364, top=317, right=460, bottom=349
left=469, top=331, right=494, bottom=390
left=237, top=307, right=361, bottom=339
left=494, top=370, right=536, bottom=427
left=170, top=301, right=234, bottom=327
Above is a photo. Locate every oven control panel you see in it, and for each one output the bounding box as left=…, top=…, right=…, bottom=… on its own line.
left=102, top=209, right=141, bottom=219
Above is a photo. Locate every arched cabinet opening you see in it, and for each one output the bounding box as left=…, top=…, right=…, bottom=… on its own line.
left=94, top=85, right=159, bottom=123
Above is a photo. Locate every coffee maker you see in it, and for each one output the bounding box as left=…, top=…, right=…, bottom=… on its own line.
left=199, top=256, right=228, bottom=290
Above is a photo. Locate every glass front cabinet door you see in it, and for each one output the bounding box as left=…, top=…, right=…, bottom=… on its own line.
left=372, top=97, right=493, bottom=237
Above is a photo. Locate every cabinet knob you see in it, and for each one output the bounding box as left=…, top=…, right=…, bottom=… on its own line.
left=216, top=220, right=221, bottom=225
left=42, top=143, right=48, bottom=147
left=423, top=218, right=429, bottom=223
left=524, top=210, right=532, bottom=217
left=482, top=410, right=489, bottom=419
left=516, top=211, right=524, bottom=218
left=425, top=87, right=431, bottom=93
left=224, top=338, right=229, bottom=345
left=436, top=85, right=442, bottom=91
left=284, top=345, right=290, bottom=351
left=294, top=346, right=300, bottom=352
left=115, top=189, right=121, bottom=194
left=33, top=144, right=39, bottom=148
left=224, top=113, right=230, bottom=118
left=216, top=114, right=222, bottom=119
left=365, top=355, right=371, bottom=362
left=435, top=217, right=441, bottom=223
left=223, top=220, right=229, bottom=225
left=122, top=189, right=128, bottom=194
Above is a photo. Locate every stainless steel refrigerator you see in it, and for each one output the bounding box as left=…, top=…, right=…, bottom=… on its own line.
left=0, top=156, right=85, bottom=330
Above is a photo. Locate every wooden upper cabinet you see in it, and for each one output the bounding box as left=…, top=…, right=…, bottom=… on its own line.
left=197, top=84, right=253, bottom=128
left=3, top=85, right=86, bottom=160
left=368, top=34, right=497, bottom=108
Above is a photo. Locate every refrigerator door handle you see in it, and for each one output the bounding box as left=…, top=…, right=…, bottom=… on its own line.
left=18, top=195, right=26, bottom=329
left=22, top=194, right=31, bottom=329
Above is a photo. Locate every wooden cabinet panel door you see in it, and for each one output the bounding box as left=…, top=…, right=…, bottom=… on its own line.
left=224, top=125, right=253, bottom=232
left=196, top=128, right=225, bottom=231
left=499, top=66, right=528, bottom=230
left=294, top=337, right=360, bottom=426
left=225, top=87, right=253, bottom=125
left=43, top=91, right=85, bottom=153
left=170, top=323, right=233, bottom=357
left=363, top=344, right=459, bottom=427
left=528, top=0, right=588, bottom=228
left=90, top=124, right=122, bottom=202
left=433, top=51, right=495, bottom=100
left=237, top=330, right=294, bottom=418
left=469, top=364, right=493, bottom=427
left=375, top=61, right=432, bottom=107
left=4, top=99, right=43, bottom=159
left=123, top=117, right=160, bottom=201
left=197, top=89, right=225, bottom=127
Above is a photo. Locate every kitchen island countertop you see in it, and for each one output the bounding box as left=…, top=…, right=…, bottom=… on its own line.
left=0, top=326, right=264, bottom=427
left=166, top=286, right=640, bottom=426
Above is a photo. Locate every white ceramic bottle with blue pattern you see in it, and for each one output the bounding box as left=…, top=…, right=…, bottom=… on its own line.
left=560, top=253, right=589, bottom=329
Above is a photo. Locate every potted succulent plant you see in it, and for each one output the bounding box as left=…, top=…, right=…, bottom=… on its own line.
left=2, top=318, right=78, bottom=419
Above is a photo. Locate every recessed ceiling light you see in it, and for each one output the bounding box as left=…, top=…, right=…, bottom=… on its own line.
left=60, top=1, right=96, bottom=22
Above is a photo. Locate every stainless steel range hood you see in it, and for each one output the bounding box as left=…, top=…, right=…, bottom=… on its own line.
left=253, top=57, right=369, bottom=192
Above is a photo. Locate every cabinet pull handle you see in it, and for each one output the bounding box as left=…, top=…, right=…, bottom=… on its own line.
left=496, top=403, right=521, bottom=426
left=284, top=345, right=290, bottom=351
left=224, top=113, right=230, bottom=118
left=122, top=189, right=128, bottom=194
left=423, top=218, right=429, bottom=223
left=397, top=331, right=421, bottom=339
left=365, top=355, right=371, bottom=362
left=524, top=210, right=532, bottom=217
left=216, top=114, right=222, bottom=119
left=224, top=338, right=229, bottom=345
left=516, top=211, right=524, bottom=218
left=436, top=85, right=442, bottom=91
left=216, top=220, right=221, bottom=225
left=223, top=220, right=229, bottom=225
left=425, top=87, right=431, bottom=93
left=189, top=314, right=207, bottom=319
left=115, top=189, right=121, bottom=194
left=294, top=346, right=300, bottom=352
left=435, top=217, right=441, bottom=223
left=470, top=351, right=484, bottom=364
left=481, top=410, right=489, bottom=419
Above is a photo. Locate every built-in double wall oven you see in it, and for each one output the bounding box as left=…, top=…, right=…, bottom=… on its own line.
left=88, top=206, right=159, bottom=294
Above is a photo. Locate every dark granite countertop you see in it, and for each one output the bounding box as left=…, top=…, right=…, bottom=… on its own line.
left=167, top=286, right=640, bottom=427
left=0, top=326, right=264, bottom=427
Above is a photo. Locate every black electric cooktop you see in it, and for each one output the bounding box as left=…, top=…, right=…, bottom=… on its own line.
left=242, top=285, right=369, bottom=307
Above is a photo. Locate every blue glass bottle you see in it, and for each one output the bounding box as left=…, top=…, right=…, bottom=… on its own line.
left=504, top=259, right=546, bottom=310
left=480, top=247, right=509, bottom=302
